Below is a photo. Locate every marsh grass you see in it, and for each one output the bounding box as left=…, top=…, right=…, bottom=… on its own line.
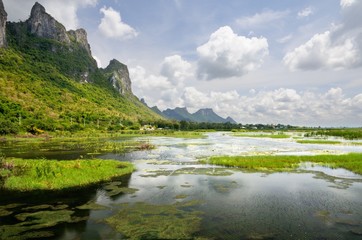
left=2, top=158, right=135, bottom=191
left=234, top=132, right=290, bottom=139
left=297, top=140, right=342, bottom=145
left=204, top=153, right=362, bottom=174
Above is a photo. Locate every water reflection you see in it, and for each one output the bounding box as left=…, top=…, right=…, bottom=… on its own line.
left=1, top=132, right=362, bottom=239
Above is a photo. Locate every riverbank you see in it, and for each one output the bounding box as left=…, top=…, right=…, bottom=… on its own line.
left=203, top=153, right=362, bottom=174
left=0, top=158, right=135, bottom=192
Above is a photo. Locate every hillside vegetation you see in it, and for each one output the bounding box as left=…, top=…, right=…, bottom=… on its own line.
left=0, top=9, right=166, bottom=135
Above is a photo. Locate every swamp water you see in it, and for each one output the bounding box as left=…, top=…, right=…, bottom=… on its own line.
left=1, top=132, right=362, bottom=239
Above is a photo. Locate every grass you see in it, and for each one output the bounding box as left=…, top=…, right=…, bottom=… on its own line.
left=296, top=140, right=342, bottom=145
left=203, top=153, right=362, bottom=174
left=234, top=132, right=290, bottom=139
left=1, top=158, right=135, bottom=191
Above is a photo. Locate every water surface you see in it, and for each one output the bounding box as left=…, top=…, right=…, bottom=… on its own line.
left=1, top=132, right=362, bottom=239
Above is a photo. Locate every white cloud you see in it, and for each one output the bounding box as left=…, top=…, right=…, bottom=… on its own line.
left=181, top=87, right=362, bottom=126
left=160, top=55, right=193, bottom=85
left=236, top=10, right=289, bottom=29
left=4, top=0, right=98, bottom=29
left=283, top=31, right=359, bottom=71
left=98, top=6, right=138, bottom=40
left=277, top=34, right=293, bottom=44
left=284, top=1, right=362, bottom=71
left=340, top=0, right=356, bottom=9
left=298, top=7, right=313, bottom=18
left=196, top=26, right=269, bottom=80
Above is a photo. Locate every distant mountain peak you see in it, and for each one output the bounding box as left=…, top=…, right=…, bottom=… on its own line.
left=152, top=106, right=238, bottom=124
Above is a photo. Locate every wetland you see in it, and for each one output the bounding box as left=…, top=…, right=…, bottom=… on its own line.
left=1, top=132, right=362, bottom=239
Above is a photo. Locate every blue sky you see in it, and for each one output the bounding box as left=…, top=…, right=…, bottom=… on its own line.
left=3, top=0, right=362, bottom=126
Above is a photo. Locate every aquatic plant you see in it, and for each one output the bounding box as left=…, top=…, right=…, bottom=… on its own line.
left=2, top=158, right=135, bottom=191
left=204, top=153, right=362, bottom=174
left=105, top=201, right=203, bottom=239
left=297, top=140, right=341, bottom=144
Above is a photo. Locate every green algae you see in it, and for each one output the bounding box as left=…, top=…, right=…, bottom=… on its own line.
left=0, top=209, right=85, bottom=240
left=76, top=201, right=108, bottom=210
left=141, top=167, right=233, bottom=178
left=174, top=194, right=189, bottom=199
left=103, top=181, right=139, bottom=197
left=106, top=201, right=204, bottom=239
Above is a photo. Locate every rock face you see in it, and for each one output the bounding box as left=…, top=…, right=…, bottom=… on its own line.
left=104, top=59, right=133, bottom=96
left=0, top=0, right=7, bottom=47
left=68, top=29, right=92, bottom=56
left=27, top=2, right=70, bottom=44
left=26, top=2, right=92, bottom=56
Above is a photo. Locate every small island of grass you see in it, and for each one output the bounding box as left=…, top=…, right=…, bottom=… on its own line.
left=0, top=158, right=135, bottom=192
left=202, top=153, right=362, bottom=174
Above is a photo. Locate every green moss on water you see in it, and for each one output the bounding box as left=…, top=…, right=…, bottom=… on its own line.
left=103, top=181, right=139, bottom=197
left=0, top=209, right=83, bottom=240
left=77, top=201, right=108, bottom=210
left=106, top=201, right=203, bottom=239
left=297, top=140, right=342, bottom=145
left=141, top=167, right=233, bottom=178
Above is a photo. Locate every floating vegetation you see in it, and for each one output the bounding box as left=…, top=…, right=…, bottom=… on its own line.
left=105, top=201, right=204, bottom=239
left=77, top=201, right=108, bottom=210
left=141, top=167, right=233, bottom=178
left=234, top=132, right=290, bottom=139
left=211, top=181, right=238, bottom=193
left=103, top=181, right=139, bottom=197
left=0, top=209, right=85, bottom=240
left=204, top=153, right=362, bottom=174
left=174, top=194, right=189, bottom=199
left=297, top=140, right=342, bottom=145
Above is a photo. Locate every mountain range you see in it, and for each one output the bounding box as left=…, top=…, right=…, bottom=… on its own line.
left=151, top=106, right=237, bottom=124
left=0, top=1, right=164, bottom=134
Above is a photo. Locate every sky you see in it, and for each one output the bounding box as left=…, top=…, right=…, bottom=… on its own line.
left=3, top=0, right=362, bottom=127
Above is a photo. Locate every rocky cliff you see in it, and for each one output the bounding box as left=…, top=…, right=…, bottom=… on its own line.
left=104, top=59, right=133, bottom=96
left=0, top=0, right=7, bottom=47
left=26, top=2, right=92, bottom=56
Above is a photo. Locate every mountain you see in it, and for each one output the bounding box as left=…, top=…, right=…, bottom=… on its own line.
left=0, top=1, right=165, bottom=135
left=163, top=107, right=195, bottom=122
left=0, top=0, right=6, bottom=47
left=153, top=107, right=237, bottom=123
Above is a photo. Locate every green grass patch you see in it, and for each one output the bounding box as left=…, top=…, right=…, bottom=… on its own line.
left=1, top=158, right=134, bottom=191
left=234, top=132, right=290, bottom=139
left=203, top=153, right=362, bottom=174
left=296, top=140, right=342, bottom=145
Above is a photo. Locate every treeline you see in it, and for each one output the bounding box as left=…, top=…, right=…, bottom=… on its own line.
left=306, top=129, right=362, bottom=140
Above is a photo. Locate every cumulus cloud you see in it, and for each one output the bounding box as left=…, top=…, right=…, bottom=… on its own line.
left=160, top=55, right=193, bottom=85
left=4, top=0, right=98, bottom=29
left=196, top=26, right=269, bottom=80
left=283, top=31, right=359, bottom=71
left=236, top=10, right=289, bottom=29
left=284, top=0, right=362, bottom=71
left=98, top=6, right=138, bottom=40
left=181, top=87, right=362, bottom=126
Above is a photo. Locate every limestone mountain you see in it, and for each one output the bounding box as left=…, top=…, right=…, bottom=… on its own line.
left=0, top=0, right=6, bottom=47
left=155, top=107, right=237, bottom=123
left=103, top=59, right=133, bottom=96
left=0, top=1, right=165, bottom=134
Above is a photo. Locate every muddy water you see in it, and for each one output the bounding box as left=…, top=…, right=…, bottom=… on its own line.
left=1, top=132, right=362, bottom=239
